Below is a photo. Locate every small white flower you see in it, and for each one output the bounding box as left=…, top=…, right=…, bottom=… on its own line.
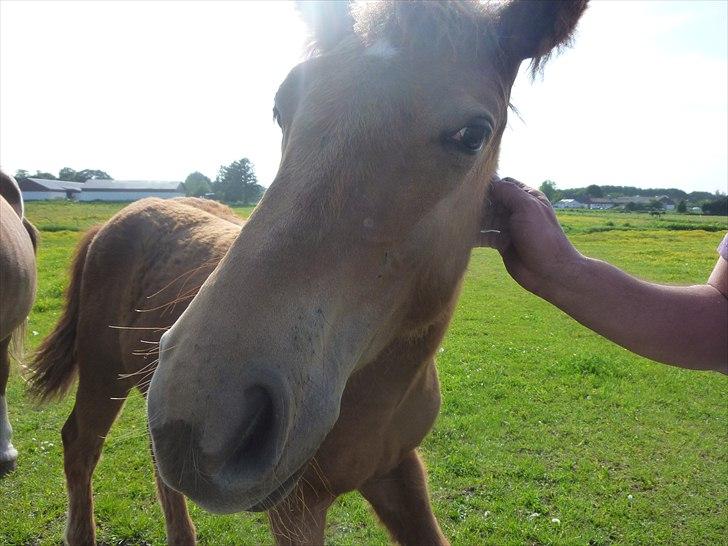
left=627, top=494, right=634, bottom=500
left=484, top=511, right=491, bottom=518
left=551, top=517, right=561, bottom=524
left=528, top=512, right=540, bottom=519
left=32, top=330, right=39, bottom=336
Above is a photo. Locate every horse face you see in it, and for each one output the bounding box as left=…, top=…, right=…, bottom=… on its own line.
left=148, top=0, right=586, bottom=514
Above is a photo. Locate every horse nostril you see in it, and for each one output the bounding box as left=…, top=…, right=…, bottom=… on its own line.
left=150, top=380, right=289, bottom=509
left=228, top=385, right=276, bottom=474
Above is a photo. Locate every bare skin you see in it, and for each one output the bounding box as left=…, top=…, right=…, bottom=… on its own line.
left=480, top=177, right=728, bottom=374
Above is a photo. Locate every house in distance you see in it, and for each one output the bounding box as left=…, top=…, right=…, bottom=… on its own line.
left=78, top=180, right=184, bottom=201
left=19, top=178, right=84, bottom=200
left=19, top=178, right=185, bottom=202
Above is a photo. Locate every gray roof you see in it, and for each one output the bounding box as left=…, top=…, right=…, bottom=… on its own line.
left=611, top=196, right=653, bottom=204
left=26, top=178, right=83, bottom=192
left=82, top=180, right=183, bottom=191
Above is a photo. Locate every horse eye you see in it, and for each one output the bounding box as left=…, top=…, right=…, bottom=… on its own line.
left=447, top=123, right=491, bottom=154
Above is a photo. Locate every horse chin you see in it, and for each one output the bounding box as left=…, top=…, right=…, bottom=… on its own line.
left=187, top=460, right=310, bottom=515
left=245, top=464, right=309, bottom=512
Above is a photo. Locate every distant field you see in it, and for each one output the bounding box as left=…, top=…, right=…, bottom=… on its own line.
left=556, top=209, right=726, bottom=235
left=1, top=202, right=726, bottom=545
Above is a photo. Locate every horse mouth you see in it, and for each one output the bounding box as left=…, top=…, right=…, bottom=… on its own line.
left=246, top=464, right=308, bottom=512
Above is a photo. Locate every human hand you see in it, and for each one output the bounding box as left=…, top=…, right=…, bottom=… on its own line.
left=478, top=176, right=583, bottom=296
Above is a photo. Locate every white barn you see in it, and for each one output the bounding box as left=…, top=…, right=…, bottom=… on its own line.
left=19, top=178, right=83, bottom=200
left=554, top=198, right=586, bottom=209
left=78, top=180, right=184, bottom=201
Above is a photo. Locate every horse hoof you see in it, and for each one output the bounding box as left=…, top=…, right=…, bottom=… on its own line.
left=0, top=456, right=17, bottom=477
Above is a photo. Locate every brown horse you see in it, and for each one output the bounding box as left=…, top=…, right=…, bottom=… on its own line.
left=29, top=1, right=587, bottom=544
left=0, top=170, right=38, bottom=477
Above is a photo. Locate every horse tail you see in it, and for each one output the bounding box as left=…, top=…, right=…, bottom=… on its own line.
left=8, top=322, right=27, bottom=367
left=27, top=225, right=100, bottom=402
left=22, top=217, right=39, bottom=254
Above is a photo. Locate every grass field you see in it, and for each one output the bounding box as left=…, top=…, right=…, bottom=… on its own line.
left=1, top=201, right=726, bottom=545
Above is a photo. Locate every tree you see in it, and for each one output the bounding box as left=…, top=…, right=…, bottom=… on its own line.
left=183, top=171, right=212, bottom=197
left=57, top=167, right=112, bottom=182
left=14, top=169, right=29, bottom=180
left=33, top=170, right=57, bottom=180
left=702, top=196, right=728, bottom=216
left=212, top=158, right=264, bottom=204
left=586, top=184, right=604, bottom=198
left=538, top=180, right=559, bottom=203
left=676, top=199, right=687, bottom=213
left=73, top=169, right=112, bottom=182
left=59, top=167, right=77, bottom=180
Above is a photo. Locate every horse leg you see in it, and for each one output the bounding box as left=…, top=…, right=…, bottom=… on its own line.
left=267, top=481, right=335, bottom=546
left=359, top=450, right=449, bottom=546
left=62, top=373, right=129, bottom=545
left=0, top=337, right=18, bottom=477
left=149, top=439, right=196, bottom=545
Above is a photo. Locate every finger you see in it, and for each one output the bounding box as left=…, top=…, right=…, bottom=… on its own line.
left=499, top=177, right=551, bottom=206
left=488, top=177, right=544, bottom=214
left=491, top=177, right=533, bottom=203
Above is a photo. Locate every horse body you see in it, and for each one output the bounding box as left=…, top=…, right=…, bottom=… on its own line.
left=0, top=170, right=37, bottom=476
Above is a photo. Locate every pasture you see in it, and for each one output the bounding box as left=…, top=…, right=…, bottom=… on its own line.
left=1, top=201, right=726, bottom=545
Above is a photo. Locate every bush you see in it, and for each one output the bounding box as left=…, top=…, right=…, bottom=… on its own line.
left=701, top=197, right=728, bottom=216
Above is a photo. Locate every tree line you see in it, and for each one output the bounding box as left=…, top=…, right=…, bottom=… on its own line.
left=14, top=157, right=266, bottom=206
left=14, top=168, right=112, bottom=182
left=538, top=180, right=727, bottom=216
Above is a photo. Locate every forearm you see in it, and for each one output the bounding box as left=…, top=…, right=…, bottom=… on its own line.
left=539, top=257, right=728, bottom=373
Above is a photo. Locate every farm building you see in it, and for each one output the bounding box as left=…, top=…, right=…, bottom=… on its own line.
left=78, top=180, right=184, bottom=201
left=657, top=195, right=676, bottom=210
left=610, top=196, right=654, bottom=207
left=19, top=178, right=83, bottom=201
left=554, top=198, right=586, bottom=209
left=586, top=198, right=615, bottom=210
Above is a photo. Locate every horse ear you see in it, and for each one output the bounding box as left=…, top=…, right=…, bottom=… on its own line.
left=296, top=1, right=355, bottom=52
left=495, top=0, right=588, bottom=73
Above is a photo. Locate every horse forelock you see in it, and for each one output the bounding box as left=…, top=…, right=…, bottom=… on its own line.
left=305, top=1, right=508, bottom=68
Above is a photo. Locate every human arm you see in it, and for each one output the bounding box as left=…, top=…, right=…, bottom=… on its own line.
left=480, top=177, right=728, bottom=373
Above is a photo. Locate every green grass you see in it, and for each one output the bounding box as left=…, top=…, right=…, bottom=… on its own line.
left=1, top=205, right=726, bottom=544
left=556, top=209, right=727, bottom=235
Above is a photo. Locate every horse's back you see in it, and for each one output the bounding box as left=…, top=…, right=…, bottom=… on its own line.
left=75, top=198, right=242, bottom=373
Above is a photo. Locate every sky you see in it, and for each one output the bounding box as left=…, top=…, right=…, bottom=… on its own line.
left=1, top=1, right=726, bottom=194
